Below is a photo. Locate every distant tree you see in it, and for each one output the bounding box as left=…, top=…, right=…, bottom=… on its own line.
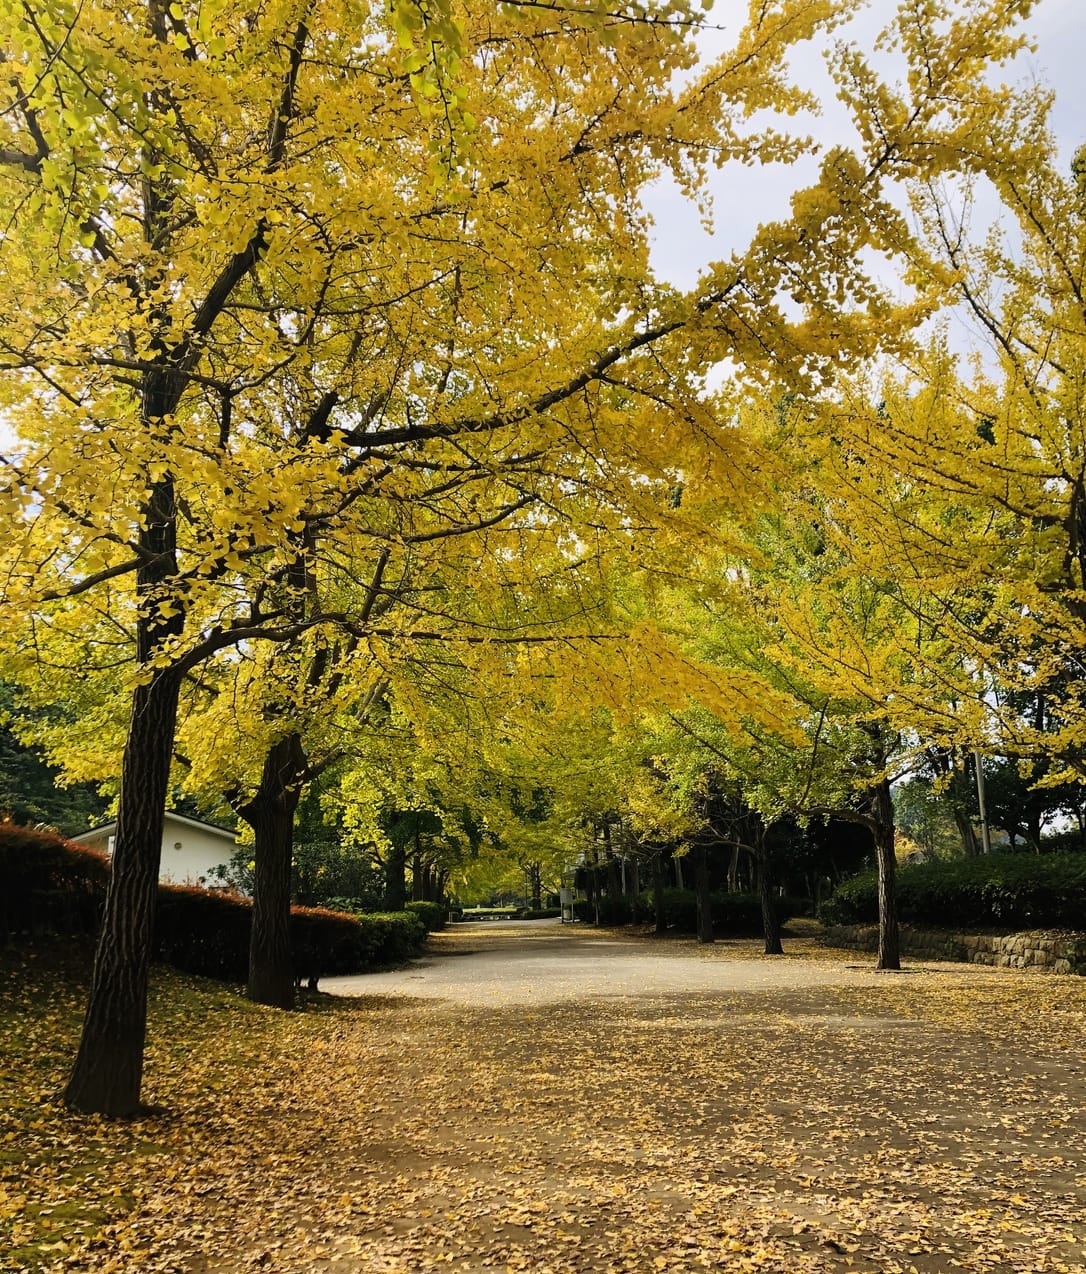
left=0, top=685, right=108, bottom=835
left=893, top=776, right=963, bottom=860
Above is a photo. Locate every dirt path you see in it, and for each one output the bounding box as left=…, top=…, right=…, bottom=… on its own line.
left=141, top=922, right=1085, bottom=1274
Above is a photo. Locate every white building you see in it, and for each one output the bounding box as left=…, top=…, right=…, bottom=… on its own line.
left=72, top=812, right=239, bottom=887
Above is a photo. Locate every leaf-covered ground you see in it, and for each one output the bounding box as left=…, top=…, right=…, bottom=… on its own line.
left=2, top=926, right=1085, bottom=1272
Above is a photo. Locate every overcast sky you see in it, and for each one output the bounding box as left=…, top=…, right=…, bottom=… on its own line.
left=648, top=0, right=1083, bottom=292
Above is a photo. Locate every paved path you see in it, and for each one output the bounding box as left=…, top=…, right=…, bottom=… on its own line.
left=322, top=918, right=949, bottom=1006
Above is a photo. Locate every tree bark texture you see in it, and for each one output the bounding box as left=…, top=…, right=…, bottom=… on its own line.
left=652, top=851, right=666, bottom=934
left=756, top=832, right=783, bottom=955
left=727, top=843, right=740, bottom=894
left=64, top=666, right=182, bottom=1115
left=953, top=807, right=980, bottom=857
left=873, top=775, right=900, bottom=971
left=239, top=732, right=307, bottom=1009
left=602, top=823, right=621, bottom=901
left=693, top=843, right=714, bottom=944
left=65, top=464, right=184, bottom=1116
left=384, top=844, right=407, bottom=911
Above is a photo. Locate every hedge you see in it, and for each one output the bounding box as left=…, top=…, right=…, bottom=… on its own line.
left=573, top=888, right=806, bottom=934
left=0, top=821, right=110, bottom=941
left=820, top=855, right=1086, bottom=931
left=292, top=909, right=425, bottom=982
left=0, top=821, right=427, bottom=981
left=404, top=899, right=448, bottom=932
left=324, top=895, right=446, bottom=932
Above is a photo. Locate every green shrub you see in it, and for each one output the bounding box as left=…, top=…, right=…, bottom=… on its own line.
left=322, top=896, right=372, bottom=916
left=356, top=910, right=427, bottom=963
left=404, top=899, right=448, bottom=932
left=632, top=888, right=773, bottom=935
left=291, top=908, right=423, bottom=980
left=516, top=907, right=561, bottom=920
left=569, top=895, right=634, bottom=924
left=637, top=887, right=695, bottom=930
left=153, top=892, right=427, bottom=982
left=820, top=855, right=1086, bottom=930
left=710, top=891, right=767, bottom=934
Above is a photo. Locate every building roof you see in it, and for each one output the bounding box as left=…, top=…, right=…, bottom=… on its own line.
left=70, top=810, right=238, bottom=843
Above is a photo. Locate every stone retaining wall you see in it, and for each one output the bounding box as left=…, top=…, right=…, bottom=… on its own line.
left=822, top=924, right=1086, bottom=975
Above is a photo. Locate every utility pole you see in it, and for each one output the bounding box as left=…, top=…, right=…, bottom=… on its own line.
left=974, top=748, right=992, bottom=855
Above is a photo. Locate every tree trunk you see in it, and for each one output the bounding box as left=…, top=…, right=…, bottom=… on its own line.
left=384, top=843, right=407, bottom=911
left=873, top=775, right=900, bottom=971
left=529, top=863, right=542, bottom=911
left=238, top=733, right=306, bottom=1009
left=673, top=853, right=684, bottom=889
left=603, top=824, right=621, bottom=902
left=693, top=842, right=713, bottom=944
left=727, top=843, right=740, bottom=893
left=64, top=665, right=182, bottom=1115
left=953, top=807, right=980, bottom=857
left=65, top=465, right=184, bottom=1116
left=756, top=831, right=783, bottom=955
left=652, top=850, right=666, bottom=934
left=245, top=804, right=297, bottom=1007
left=1026, top=807, right=1043, bottom=853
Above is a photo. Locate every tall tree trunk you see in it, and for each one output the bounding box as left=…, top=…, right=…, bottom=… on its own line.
left=673, top=853, right=684, bottom=889
left=64, top=665, right=182, bottom=1115
left=588, top=843, right=600, bottom=924
left=529, top=863, right=542, bottom=911
left=602, top=823, right=621, bottom=902
left=873, top=775, right=900, bottom=971
left=238, top=732, right=306, bottom=1009
left=953, top=807, right=980, bottom=857
left=693, top=842, right=713, bottom=944
left=652, top=850, right=666, bottom=934
left=65, top=467, right=184, bottom=1116
left=1026, top=807, right=1043, bottom=852
left=384, top=843, right=407, bottom=911
left=727, top=843, right=740, bottom=893
left=756, top=830, right=783, bottom=955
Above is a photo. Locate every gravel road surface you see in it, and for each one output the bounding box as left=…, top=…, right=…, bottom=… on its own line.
left=321, top=918, right=934, bottom=1006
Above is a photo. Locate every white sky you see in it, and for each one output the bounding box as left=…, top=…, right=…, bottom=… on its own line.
left=648, top=0, right=1084, bottom=292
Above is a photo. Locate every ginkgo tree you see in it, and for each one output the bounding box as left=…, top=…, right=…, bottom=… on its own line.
left=767, top=51, right=1086, bottom=847
left=0, top=0, right=1047, bottom=1117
